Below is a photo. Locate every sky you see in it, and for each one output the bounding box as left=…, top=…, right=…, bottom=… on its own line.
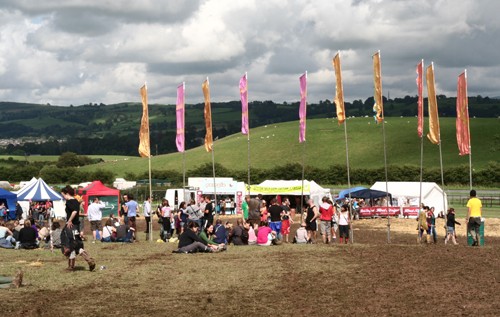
left=0, top=0, right=498, bottom=106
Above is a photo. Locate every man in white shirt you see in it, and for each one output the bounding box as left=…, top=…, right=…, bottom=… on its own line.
left=87, top=197, right=105, bottom=243
left=143, top=196, right=152, bottom=240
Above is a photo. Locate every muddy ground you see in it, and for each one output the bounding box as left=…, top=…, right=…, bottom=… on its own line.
left=1, top=217, right=499, bottom=316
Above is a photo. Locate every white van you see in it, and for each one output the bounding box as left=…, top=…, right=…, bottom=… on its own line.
left=164, top=189, right=197, bottom=210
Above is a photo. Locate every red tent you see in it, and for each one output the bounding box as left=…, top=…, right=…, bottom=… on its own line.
left=78, top=181, right=120, bottom=217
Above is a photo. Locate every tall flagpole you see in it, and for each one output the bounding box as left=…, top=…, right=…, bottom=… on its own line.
left=418, top=59, right=424, bottom=242
left=182, top=82, right=187, bottom=201
left=246, top=72, right=251, bottom=196
left=465, top=70, right=473, bottom=190
left=208, top=77, right=217, bottom=213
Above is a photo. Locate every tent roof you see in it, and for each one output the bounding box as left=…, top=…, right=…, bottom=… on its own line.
left=251, top=180, right=329, bottom=195
left=349, top=188, right=392, bottom=200
left=336, top=186, right=367, bottom=200
left=0, top=188, right=17, bottom=198
left=370, top=182, right=445, bottom=197
left=16, top=178, right=63, bottom=201
left=79, top=181, right=120, bottom=196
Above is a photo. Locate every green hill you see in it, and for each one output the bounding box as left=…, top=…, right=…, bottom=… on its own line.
left=81, top=117, right=499, bottom=176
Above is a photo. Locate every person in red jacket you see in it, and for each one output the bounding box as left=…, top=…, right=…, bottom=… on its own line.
left=319, top=197, right=334, bottom=244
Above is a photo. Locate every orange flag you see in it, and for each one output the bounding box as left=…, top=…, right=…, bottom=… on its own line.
left=372, top=51, right=384, bottom=123
left=426, top=63, right=440, bottom=145
left=332, top=52, right=345, bottom=124
left=202, top=79, right=213, bottom=152
left=456, top=71, right=470, bottom=155
left=138, top=84, right=150, bottom=157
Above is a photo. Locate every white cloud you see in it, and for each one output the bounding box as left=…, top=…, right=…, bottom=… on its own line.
left=0, top=0, right=499, bottom=106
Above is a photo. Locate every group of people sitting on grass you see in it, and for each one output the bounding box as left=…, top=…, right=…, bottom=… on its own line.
left=0, top=218, right=63, bottom=250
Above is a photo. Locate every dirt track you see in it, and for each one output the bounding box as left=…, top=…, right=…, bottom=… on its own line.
left=2, top=217, right=499, bottom=316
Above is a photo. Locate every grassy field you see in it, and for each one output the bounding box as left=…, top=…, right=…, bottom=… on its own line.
left=79, top=117, right=498, bottom=177
left=1, top=217, right=499, bottom=316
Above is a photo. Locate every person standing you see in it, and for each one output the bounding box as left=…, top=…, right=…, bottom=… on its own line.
left=247, top=197, right=261, bottom=227
left=305, top=199, right=320, bottom=243
left=319, top=197, right=334, bottom=244
left=281, top=198, right=293, bottom=243
left=466, top=190, right=483, bottom=246
left=427, top=207, right=437, bottom=244
left=185, top=200, right=202, bottom=228
left=202, top=196, right=214, bottom=229
left=143, top=196, right=152, bottom=240
left=338, top=204, right=350, bottom=244
left=242, top=195, right=250, bottom=221
left=121, top=195, right=129, bottom=226
left=87, top=197, right=105, bottom=243
left=123, top=194, right=138, bottom=242
left=268, top=198, right=283, bottom=241
left=60, top=186, right=95, bottom=271
left=160, top=199, right=172, bottom=241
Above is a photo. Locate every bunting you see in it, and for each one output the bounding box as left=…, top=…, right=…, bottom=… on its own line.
left=176, top=82, right=185, bottom=153
left=426, top=64, right=440, bottom=145
left=372, top=51, right=384, bottom=123
left=416, top=60, right=424, bottom=138
left=456, top=71, right=470, bottom=155
left=332, top=53, right=345, bottom=124
left=299, top=72, right=307, bottom=143
left=202, top=79, right=213, bottom=152
left=240, top=73, right=249, bottom=135
left=138, top=84, right=150, bottom=158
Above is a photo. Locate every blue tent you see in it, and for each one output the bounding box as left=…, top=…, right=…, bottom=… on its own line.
left=0, top=188, right=17, bottom=220
left=336, top=186, right=367, bottom=201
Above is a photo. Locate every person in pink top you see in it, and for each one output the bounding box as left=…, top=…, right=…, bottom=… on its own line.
left=247, top=223, right=258, bottom=245
left=319, top=197, right=334, bottom=244
left=257, top=221, right=275, bottom=246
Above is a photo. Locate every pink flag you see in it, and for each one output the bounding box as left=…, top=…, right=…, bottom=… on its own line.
left=456, top=71, right=470, bottom=155
left=416, top=60, right=424, bottom=138
left=175, top=82, right=185, bottom=152
left=240, top=73, right=249, bottom=135
left=299, top=72, right=307, bottom=143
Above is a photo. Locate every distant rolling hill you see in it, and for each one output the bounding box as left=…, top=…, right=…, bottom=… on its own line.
left=81, top=117, right=499, bottom=177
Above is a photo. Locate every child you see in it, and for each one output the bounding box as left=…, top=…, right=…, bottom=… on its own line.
left=444, top=208, right=461, bottom=245
left=293, top=222, right=308, bottom=244
left=338, top=205, right=350, bottom=244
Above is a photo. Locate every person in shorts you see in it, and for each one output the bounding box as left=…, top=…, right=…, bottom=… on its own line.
left=338, top=204, right=350, bottom=244
left=466, top=190, right=482, bottom=246
left=444, top=208, right=460, bottom=245
left=319, top=197, right=334, bottom=244
left=123, top=194, right=138, bottom=242
left=87, top=197, right=105, bottom=243
left=305, top=199, right=320, bottom=243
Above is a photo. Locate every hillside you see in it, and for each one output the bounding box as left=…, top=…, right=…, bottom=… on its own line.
left=81, top=117, right=499, bottom=177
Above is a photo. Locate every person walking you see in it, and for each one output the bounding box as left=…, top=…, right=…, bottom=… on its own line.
left=87, top=197, right=104, bottom=243
left=143, top=196, right=152, bottom=240
left=466, top=190, right=483, bottom=246
left=60, top=186, right=95, bottom=271
left=444, top=208, right=460, bottom=245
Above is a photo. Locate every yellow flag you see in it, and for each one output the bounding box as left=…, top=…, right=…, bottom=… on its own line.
left=138, top=84, right=150, bottom=157
left=332, top=53, right=345, bottom=124
left=202, top=79, right=213, bottom=152
left=426, top=64, right=440, bottom=145
left=372, top=51, right=384, bottom=123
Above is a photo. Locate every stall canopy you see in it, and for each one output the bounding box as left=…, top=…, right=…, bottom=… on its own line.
left=349, top=188, right=392, bottom=201
left=250, top=180, right=331, bottom=206
left=16, top=178, right=63, bottom=201
left=78, top=181, right=120, bottom=217
left=371, top=182, right=447, bottom=213
left=0, top=188, right=17, bottom=220
left=336, top=186, right=367, bottom=201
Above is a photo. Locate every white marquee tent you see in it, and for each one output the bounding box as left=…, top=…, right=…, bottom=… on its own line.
left=371, top=182, right=447, bottom=215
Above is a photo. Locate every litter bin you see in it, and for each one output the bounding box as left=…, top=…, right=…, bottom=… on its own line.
left=467, top=218, right=485, bottom=246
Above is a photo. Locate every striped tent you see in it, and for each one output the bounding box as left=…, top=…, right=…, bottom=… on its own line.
left=16, top=178, right=63, bottom=201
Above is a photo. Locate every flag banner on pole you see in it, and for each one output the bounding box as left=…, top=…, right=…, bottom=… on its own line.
left=456, top=71, right=470, bottom=155
left=138, top=84, right=150, bottom=158
left=416, top=60, right=424, bottom=138
left=426, top=64, right=440, bottom=145
left=175, top=82, right=185, bottom=153
left=202, top=79, right=213, bottom=152
left=240, top=73, right=249, bottom=135
left=372, top=51, right=384, bottom=123
left=332, top=53, right=345, bottom=124
left=299, top=72, right=307, bottom=143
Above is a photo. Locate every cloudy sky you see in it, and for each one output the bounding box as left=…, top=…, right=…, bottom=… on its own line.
left=0, top=0, right=498, bottom=106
